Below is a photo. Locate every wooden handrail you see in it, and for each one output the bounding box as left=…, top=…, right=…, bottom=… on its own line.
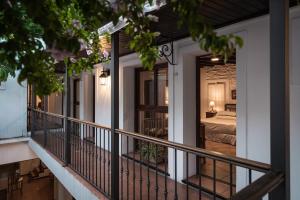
left=116, top=129, right=270, bottom=173
left=231, top=171, right=284, bottom=200
left=30, top=108, right=271, bottom=173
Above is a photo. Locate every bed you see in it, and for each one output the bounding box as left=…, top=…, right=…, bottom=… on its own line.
left=201, top=104, right=236, bottom=145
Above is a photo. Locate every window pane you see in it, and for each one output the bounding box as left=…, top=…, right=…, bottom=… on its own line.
left=139, top=71, right=154, bottom=105
left=157, top=68, right=168, bottom=106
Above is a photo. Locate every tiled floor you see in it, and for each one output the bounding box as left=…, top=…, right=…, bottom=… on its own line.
left=33, top=130, right=237, bottom=199
left=185, top=140, right=236, bottom=199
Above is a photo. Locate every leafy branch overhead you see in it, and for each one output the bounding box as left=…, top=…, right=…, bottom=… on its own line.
left=0, top=0, right=243, bottom=96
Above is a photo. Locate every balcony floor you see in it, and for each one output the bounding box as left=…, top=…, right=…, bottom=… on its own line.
left=33, top=130, right=235, bottom=199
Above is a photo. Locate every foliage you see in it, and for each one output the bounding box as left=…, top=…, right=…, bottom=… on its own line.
left=139, top=142, right=166, bottom=163
left=1, top=0, right=243, bottom=96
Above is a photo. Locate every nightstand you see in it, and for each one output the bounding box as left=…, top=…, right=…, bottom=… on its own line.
left=206, top=111, right=217, bottom=118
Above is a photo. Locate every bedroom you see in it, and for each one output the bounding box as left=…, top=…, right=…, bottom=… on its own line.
left=197, top=53, right=237, bottom=156
left=188, top=53, right=237, bottom=197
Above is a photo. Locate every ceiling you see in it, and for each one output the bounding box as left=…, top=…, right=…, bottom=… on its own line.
left=119, top=0, right=298, bottom=56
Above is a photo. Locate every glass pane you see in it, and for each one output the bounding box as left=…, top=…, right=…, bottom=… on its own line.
left=139, top=71, right=154, bottom=105
left=157, top=68, right=168, bottom=106
left=138, top=111, right=168, bottom=139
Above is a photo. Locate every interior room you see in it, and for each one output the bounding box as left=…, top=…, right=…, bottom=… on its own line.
left=198, top=54, right=237, bottom=157
left=183, top=53, right=237, bottom=198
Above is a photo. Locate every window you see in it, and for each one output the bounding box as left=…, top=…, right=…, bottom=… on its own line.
left=208, top=82, right=225, bottom=112
left=135, top=64, right=168, bottom=139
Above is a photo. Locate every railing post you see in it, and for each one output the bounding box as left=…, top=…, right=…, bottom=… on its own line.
left=43, top=96, right=48, bottom=147
left=64, top=66, right=71, bottom=165
left=269, top=0, right=290, bottom=200
left=111, top=31, right=120, bottom=200
left=30, top=84, right=36, bottom=137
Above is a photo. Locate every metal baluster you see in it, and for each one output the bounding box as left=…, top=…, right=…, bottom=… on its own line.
left=139, top=140, right=143, bottom=200
left=70, top=121, right=73, bottom=166
left=186, top=152, right=189, bottom=200
left=249, top=169, right=252, bottom=184
left=230, top=163, right=233, bottom=197
left=133, top=137, right=136, bottom=200
left=83, top=123, right=85, bottom=176
left=155, top=143, right=159, bottom=200
left=100, top=128, right=102, bottom=189
left=70, top=121, right=75, bottom=167
left=108, top=129, right=111, bottom=195
left=147, top=141, right=150, bottom=200
left=80, top=123, right=82, bottom=175
left=198, top=152, right=202, bottom=200
left=164, top=147, right=168, bottom=200
left=96, top=127, right=98, bottom=188
left=126, top=136, right=129, bottom=200
left=90, top=126, right=92, bottom=181
left=76, top=122, right=79, bottom=172
left=121, top=135, right=123, bottom=200
left=55, top=123, right=58, bottom=157
left=213, top=160, right=216, bottom=200
left=174, top=149, right=178, bottom=200
left=104, top=128, right=106, bottom=193
left=85, top=124, right=88, bottom=179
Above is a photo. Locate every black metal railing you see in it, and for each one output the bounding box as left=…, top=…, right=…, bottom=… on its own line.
left=29, top=108, right=282, bottom=200
left=231, top=171, right=284, bottom=200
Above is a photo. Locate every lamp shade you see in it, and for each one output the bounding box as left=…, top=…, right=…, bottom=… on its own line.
left=209, top=101, right=215, bottom=107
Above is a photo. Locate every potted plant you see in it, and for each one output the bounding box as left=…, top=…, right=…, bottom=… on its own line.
left=139, top=142, right=166, bottom=164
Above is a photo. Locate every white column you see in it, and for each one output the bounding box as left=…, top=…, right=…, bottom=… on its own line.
left=168, top=43, right=197, bottom=181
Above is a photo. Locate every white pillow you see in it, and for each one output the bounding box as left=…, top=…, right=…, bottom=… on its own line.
left=217, top=111, right=236, bottom=117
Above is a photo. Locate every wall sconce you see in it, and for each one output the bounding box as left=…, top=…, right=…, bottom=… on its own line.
left=211, top=57, right=220, bottom=62
left=99, top=69, right=110, bottom=85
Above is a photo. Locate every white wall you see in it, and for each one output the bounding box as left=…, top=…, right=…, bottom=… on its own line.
left=0, top=75, right=27, bottom=139
left=290, top=13, right=300, bottom=200
left=90, top=6, right=300, bottom=198
left=80, top=72, right=94, bottom=122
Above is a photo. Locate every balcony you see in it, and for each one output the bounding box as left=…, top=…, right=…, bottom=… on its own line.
left=29, top=108, right=283, bottom=200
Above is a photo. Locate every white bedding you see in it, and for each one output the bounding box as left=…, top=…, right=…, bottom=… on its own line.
left=201, top=116, right=236, bottom=126
left=201, top=115, right=236, bottom=145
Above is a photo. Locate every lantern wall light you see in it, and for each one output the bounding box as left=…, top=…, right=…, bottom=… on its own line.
left=99, top=69, right=110, bottom=85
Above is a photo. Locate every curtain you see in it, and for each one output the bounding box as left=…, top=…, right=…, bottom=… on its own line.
left=208, top=82, right=225, bottom=111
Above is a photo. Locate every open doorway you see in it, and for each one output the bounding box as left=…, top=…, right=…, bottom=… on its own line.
left=73, top=78, right=80, bottom=119
left=196, top=54, right=237, bottom=157
left=186, top=53, right=237, bottom=198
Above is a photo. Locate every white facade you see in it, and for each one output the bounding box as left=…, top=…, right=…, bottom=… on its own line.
left=86, top=5, right=300, bottom=199
left=0, top=74, right=27, bottom=139
left=0, top=5, right=299, bottom=200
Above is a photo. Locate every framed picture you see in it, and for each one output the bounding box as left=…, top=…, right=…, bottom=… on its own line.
left=0, top=81, right=6, bottom=90
left=231, top=89, right=236, bottom=100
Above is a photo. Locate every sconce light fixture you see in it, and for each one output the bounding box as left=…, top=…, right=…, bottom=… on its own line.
left=99, top=69, right=110, bottom=85
left=211, top=57, right=220, bottom=62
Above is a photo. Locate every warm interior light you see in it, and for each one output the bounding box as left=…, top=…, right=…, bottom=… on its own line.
left=211, top=57, right=219, bottom=62
left=165, top=86, right=169, bottom=105
left=99, top=69, right=110, bottom=85
left=209, top=100, right=215, bottom=112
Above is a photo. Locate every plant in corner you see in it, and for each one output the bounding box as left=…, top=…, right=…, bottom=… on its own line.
left=139, top=142, right=166, bottom=164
